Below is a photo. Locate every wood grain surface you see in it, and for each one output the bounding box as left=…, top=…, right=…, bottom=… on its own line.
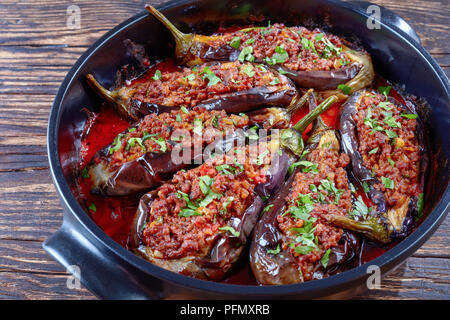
left=0, top=0, right=448, bottom=300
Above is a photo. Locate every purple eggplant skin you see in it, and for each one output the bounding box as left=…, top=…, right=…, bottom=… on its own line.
left=250, top=95, right=360, bottom=285
left=84, top=101, right=305, bottom=197
left=338, top=90, right=429, bottom=241
left=145, top=5, right=373, bottom=92
left=130, top=151, right=290, bottom=281
left=276, top=64, right=360, bottom=91
left=127, top=84, right=297, bottom=121
left=249, top=166, right=360, bottom=285
left=86, top=61, right=298, bottom=122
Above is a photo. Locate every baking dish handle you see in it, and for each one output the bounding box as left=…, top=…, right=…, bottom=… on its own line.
left=43, top=220, right=160, bottom=300
left=347, top=0, right=421, bottom=46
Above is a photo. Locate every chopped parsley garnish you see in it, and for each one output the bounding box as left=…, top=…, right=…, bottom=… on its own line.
left=242, top=64, right=255, bottom=77
left=369, top=147, right=379, bottom=154
left=385, top=129, right=398, bottom=139
left=193, top=118, right=203, bottom=135
left=245, top=38, right=255, bottom=45
left=265, top=45, right=289, bottom=65
left=199, top=175, right=213, bottom=195
left=321, top=248, right=332, bottom=268
left=229, top=36, right=241, bottom=49
left=151, top=137, right=167, bottom=152
left=349, top=195, right=372, bottom=219
left=88, top=203, right=96, bottom=212
left=416, top=193, right=424, bottom=219
left=277, top=68, right=296, bottom=76
left=378, top=86, right=391, bottom=100
left=362, top=182, right=370, bottom=193
left=152, top=70, right=162, bottom=81
left=338, top=84, right=351, bottom=95
left=185, top=73, right=196, bottom=82
left=222, top=197, right=234, bottom=212
left=381, top=176, right=395, bottom=189
left=288, top=160, right=319, bottom=175
left=267, top=243, right=281, bottom=255
left=178, top=208, right=202, bottom=217
left=211, top=115, right=219, bottom=128
left=81, top=167, right=89, bottom=179
left=388, top=158, right=395, bottom=167
left=238, top=46, right=255, bottom=63
left=109, top=133, right=124, bottom=154
left=126, top=137, right=146, bottom=152
left=262, top=204, right=274, bottom=215
left=216, top=164, right=239, bottom=175
left=201, top=66, right=222, bottom=86
left=269, top=78, right=280, bottom=85
left=180, top=106, right=189, bottom=114
left=254, top=150, right=269, bottom=165
left=219, top=226, right=240, bottom=237
left=400, top=113, right=418, bottom=119
left=176, top=114, right=182, bottom=122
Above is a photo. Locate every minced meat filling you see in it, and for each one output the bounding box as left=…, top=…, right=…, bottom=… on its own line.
left=219, top=23, right=352, bottom=72
left=105, top=108, right=249, bottom=168
left=141, top=144, right=272, bottom=260
left=353, top=91, right=421, bottom=207
left=132, top=61, right=290, bottom=107
left=276, top=148, right=351, bottom=281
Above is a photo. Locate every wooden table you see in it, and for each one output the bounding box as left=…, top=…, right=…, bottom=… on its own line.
left=0, top=0, right=448, bottom=300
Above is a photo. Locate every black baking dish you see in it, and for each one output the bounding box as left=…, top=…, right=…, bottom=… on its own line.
left=44, top=0, right=450, bottom=299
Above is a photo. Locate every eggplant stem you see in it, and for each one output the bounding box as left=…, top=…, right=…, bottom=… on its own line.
left=328, top=214, right=391, bottom=244
left=86, top=74, right=129, bottom=119
left=145, top=5, right=190, bottom=48
left=292, top=95, right=338, bottom=133
left=286, top=89, right=313, bottom=116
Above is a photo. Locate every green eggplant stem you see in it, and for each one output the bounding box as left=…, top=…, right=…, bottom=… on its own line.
left=292, top=95, right=338, bottom=133
left=145, top=5, right=189, bottom=47
left=286, top=89, right=313, bottom=117
left=328, top=214, right=391, bottom=244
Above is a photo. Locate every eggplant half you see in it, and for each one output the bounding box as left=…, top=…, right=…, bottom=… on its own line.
left=129, top=95, right=336, bottom=280
left=146, top=5, right=374, bottom=92
left=86, top=60, right=298, bottom=121
left=82, top=90, right=313, bottom=196
left=332, top=89, right=428, bottom=243
left=250, top=95, right=360, bottom=284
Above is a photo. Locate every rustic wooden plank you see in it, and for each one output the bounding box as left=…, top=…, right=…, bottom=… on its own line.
left=0, top=238, right=448, bottom=299
left=0, top=0, right=447, bottom=55
left=0, top=271, right=95, bottom=300
left=355, top=257, right=450, bottom=299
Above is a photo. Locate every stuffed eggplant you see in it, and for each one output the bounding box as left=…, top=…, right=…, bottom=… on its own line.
left=86, top=60, right=298, bottom=121
left=331, top=89, right=428, bottom=243
left=129, top=96, right=336, bottom=280
left=250, top=95, right=360, bottom=284
left=145, top=5, right=374, bottom=92
left=82, top=90, right=314, bottom=196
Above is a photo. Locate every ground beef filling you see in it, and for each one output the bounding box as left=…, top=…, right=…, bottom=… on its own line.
left=132, top=61, right=290, bottom=107
left=141, top=145, right=271, bottom=260
left=276, top=148, right=351, bottom=281
left=219, top=23, right=352, bottom=72
left=353, top=92, right=421, bottom=207
left=105, top=108, right=249, bottom=168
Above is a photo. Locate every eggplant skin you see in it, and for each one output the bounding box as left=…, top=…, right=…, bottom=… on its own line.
left=339, top=90, right=428, bottom=239
left=131, top=192, right=264, bottom=280
left=130, top=151, right=290, bottom=280
left=249, top=167, right=360, bottom=285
